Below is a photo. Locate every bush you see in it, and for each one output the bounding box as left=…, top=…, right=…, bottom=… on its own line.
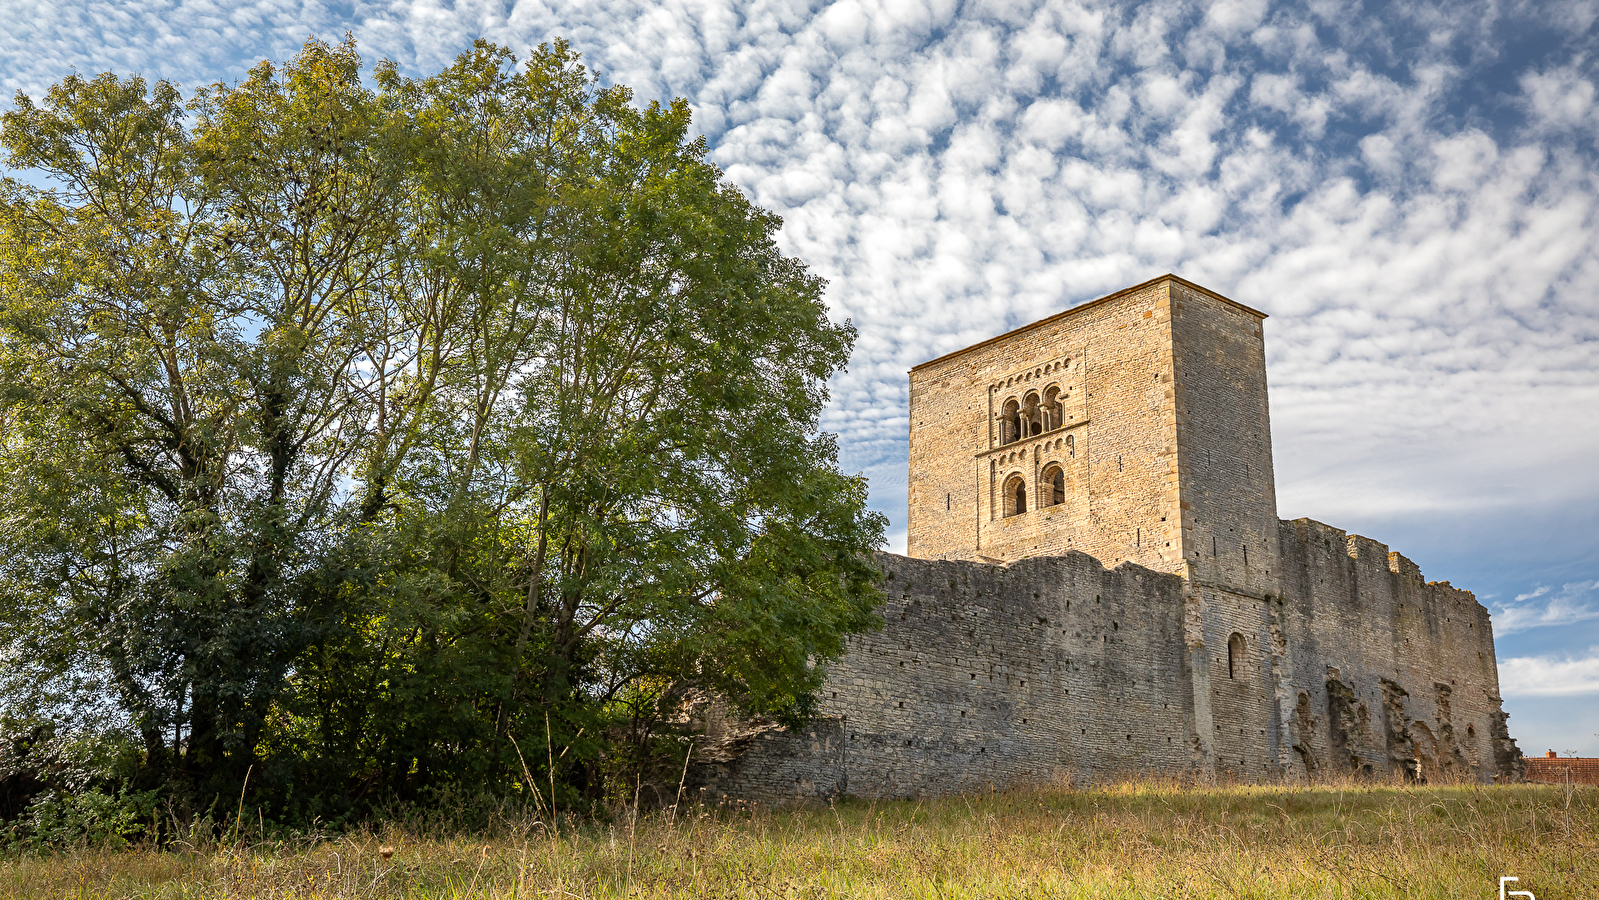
left=11, top=787, right=158, bottom=850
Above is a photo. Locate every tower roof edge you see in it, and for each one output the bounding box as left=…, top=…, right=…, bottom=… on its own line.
left=909, top=274, right=1267, bottom=373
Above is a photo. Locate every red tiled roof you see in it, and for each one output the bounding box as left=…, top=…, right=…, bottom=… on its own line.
left=1524, top=757, right=1599, bottom=785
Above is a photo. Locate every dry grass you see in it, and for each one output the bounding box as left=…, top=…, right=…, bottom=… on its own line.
left=2, top=780, right=1594, bottom=899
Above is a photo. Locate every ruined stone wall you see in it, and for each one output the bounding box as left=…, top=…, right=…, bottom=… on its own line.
left=825, top=553, right=1195, bottom=797
left=906, top=278, right=1184, bottom=574
left=691, top=720, right=847, bottom=806
left=697, top=551, right=1195, bottom=802
left=1189, top=584, right=1291, bottom=780
left=697, top=524, right=1519, bottom=802
left=1274, top=518, right=1520, bottom=783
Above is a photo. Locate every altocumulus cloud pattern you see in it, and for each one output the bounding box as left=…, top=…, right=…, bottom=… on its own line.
left=3, top=0, right=1598, bottom=752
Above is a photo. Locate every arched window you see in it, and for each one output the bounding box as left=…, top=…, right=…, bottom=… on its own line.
left=1227, top=633, right=1246, bottom=679
left=1003, top=474, right=1027, bottom=517
left=1042, top=385, right=1062, bottom=432
left=1022, top=392, right=1042, bottom=437
left=1041, top=463, right=1065, bottom=506
left=1001, top=399, right=1021, bottom=445
left=1065, top=434, right=1074, bottom=458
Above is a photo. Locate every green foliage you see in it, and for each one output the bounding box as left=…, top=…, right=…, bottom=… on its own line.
left=0, top=36, right=884, bottom=824
left=11, top=788, right=159, bottom=850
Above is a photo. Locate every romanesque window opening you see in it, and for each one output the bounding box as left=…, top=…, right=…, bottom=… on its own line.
left=1003, top=474, right=1026, bottom=516
left=1001, top=398, right=1022, bottom=445
left=1041, top=463, right=1065, bottom=507
left=1022, top=392, right=1042, bottom=437
left=1043, top=385, right=1063, bottom=431
left=1228, top=632, right=1246, bottom=679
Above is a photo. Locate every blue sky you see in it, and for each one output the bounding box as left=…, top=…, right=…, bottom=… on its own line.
left=3, top=0, right=1596, bottom=757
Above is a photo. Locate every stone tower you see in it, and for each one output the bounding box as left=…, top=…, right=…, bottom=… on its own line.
left=906, top=275, right=1292, bottom=774
left=908, top=274, right=1279, bottom=596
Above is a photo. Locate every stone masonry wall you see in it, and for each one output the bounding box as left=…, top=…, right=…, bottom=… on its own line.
left=823, top=553, right=1195, bottom=797
left=1164, top=280, right=1285, bottom=779
left=1191, top=583, right=1288, bottom=780
left=692, top=719, right=847, bottom=806
left=698, top=526, right=1520, bottom=801
left=1169, top=281, right=1279, bottom=598
left=697, top=551, right=1195, bottom=801
left=1274, top=518, right=1522, bottom=783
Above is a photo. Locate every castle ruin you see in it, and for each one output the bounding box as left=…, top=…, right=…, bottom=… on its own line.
left=695, top=274, right=1523, bottom=799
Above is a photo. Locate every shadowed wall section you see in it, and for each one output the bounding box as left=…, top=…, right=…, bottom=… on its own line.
left=695, top=552, right=1190, bottom=802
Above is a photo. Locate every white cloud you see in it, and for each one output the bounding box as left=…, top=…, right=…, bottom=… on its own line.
left=1499, top=646, right=1599, bottom=697
left=1201, top=0, right=1269, bottom=42
left=1249, top=72, right=1298, bottom=112
left=1522, top=65, right=1598, bottom=134
left=1493, top=580, right=1599, bottom=636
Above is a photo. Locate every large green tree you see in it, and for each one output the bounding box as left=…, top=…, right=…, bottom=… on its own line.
left=0, top=38, right=884, bottom=815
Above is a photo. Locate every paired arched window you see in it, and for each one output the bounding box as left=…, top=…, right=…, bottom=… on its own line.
left=1003, top=474, right=1027, bottom=517
left=1227, top=632, right=1246, bottom=679
left=1001, top=399, right=1022, bottom=445
left=1022, top=392, right=1042, bottom=438
left=1041, top=463, right=1066, bottom=507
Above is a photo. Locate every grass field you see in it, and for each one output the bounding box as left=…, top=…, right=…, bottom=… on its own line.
left=2, top=780, right=1593, bottom=899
